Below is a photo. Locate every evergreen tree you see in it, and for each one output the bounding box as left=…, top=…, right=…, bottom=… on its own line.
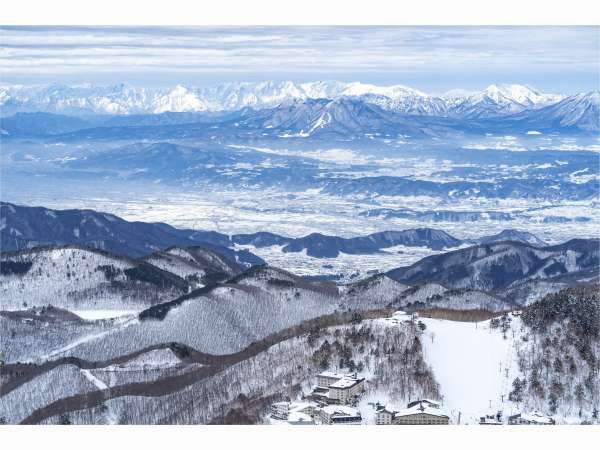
left=548, top=392, right=558, bottom=414
left=553, top=357, right=563, bottom=373
left=59, top=414, right=72, bottom=425
left=509, top=377, right=525, bottom=402
left=575, top=383, right=585, bottom=405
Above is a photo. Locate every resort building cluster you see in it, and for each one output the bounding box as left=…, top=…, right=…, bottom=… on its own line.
left=268, top=370, right=556, bottom=425
left=269, top=370, right=452, bottom=425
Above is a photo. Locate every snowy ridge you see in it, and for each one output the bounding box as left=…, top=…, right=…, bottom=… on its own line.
left=0, top=81, right=571, bottom=117
left=447, top=84, right=565, bottom=118
left=388, top=239, right=600, bottom=291
left=342, top=274, right=410, bottom=309
left=511, top=91, right=600, bottom=132
left=143, top=246, right=244, bottom=287
left=0, top=246, right=188, bottom=310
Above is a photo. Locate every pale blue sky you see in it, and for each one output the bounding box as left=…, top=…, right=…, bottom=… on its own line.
left=1, top=26, right=598, bottom=94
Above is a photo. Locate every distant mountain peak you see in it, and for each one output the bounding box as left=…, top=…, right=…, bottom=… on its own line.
left=0, top=80, right=571, bottom=117
left=477, top=229, right=547, bottom=247
left=579, top=91, right=600, bottom=104
left=479, top=83, right=560, bottom=106
left=337, top=81, right=429, bottom=99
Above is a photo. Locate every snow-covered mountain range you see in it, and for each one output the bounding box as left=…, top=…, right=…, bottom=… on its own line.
left=1, top=202, right=554, bottom=260
left=0, top=81, right=578, bottom=117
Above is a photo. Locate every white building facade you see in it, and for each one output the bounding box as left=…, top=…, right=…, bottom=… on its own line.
left=318, top=405, right=362, bottom=425
left=328, top=376, right=365, bottom=404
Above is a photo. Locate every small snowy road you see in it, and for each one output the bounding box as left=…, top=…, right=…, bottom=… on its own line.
left=80, top=369, right=109, bottom=390
left=40, top=316, right=138, bottom=362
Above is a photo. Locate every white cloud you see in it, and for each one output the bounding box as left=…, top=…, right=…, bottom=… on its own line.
left=1, top=26, right=597, bottom=91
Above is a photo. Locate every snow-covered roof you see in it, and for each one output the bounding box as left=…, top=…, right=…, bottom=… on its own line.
left=376, top=402, right=402, bottom=413
left=289, top=401, right=316, bottom=413
left=384, top=311, right=412, bottom=324
left=318, top=371, right=345, bottom=379
left=330, top=376, right=364, bottom=389
left=321, top=405, right=361, bottom=418
left=521, top=411, right=553, bottom=424
left=407, top=399, right=441, bottom=409
left=287, top=412, right=314, bottom=424
left=395, top=402, right=448, bottom=418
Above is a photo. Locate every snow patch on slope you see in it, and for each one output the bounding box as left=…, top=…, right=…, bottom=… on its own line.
left=420, top=317, right=521, bottom=424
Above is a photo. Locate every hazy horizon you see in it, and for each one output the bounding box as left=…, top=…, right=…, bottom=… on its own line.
left=1, top=26, right=597, bottom=94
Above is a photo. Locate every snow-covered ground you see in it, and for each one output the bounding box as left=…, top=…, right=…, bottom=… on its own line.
left=73, top=310, right=139, bottom=320
left=40, top=315, right=138, bottom=362
left=419, top=317, right=521, bottom=424
left=4, top=175, right=598, bottom=246
left=234, top=244, right=441, bottom=281
left=80, top=368, right=109, bottom=390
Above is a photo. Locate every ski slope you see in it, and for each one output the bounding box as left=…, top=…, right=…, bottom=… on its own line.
left=420, top=317, right=521, bottom=424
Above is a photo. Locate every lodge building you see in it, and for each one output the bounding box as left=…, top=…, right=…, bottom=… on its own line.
left=375, top=400, right=450, bottom=425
